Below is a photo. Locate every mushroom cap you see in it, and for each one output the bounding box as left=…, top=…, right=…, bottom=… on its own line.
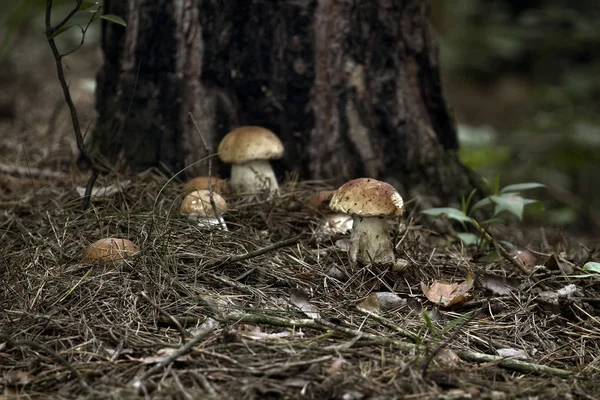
left=83, top=238, right=139, bottom=264
left=183, top=176, right=230, bottom=195
left=218, top=126, right=284, bottom=163
left=180, top=189, right=228, bottom=217
left=329, top=178, right=404, bottom=217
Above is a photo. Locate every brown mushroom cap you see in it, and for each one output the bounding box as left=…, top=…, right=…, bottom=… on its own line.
left=83, top=238, right=139, bottom=264
left=183, top=176, right=230, bottom=195
left=306, top=190, right=337, bottom=215
left=329, top=178, right=404, bottom=217
left=218, top=126, right=284, bottom=164
left=180, top=189, right=227, bottom=217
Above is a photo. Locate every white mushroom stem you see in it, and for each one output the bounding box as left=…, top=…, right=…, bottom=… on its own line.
left=187, top=215, right=228, bottom=231
left=230, top=159, right=279, bottom=194
left=349, top=216, right=394, bottom=266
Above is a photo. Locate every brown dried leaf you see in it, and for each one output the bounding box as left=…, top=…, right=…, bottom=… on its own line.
left=357, top=292, right=406, bottom=314
left=421, top=273, right=474, bottom=307
left=4, top=370, right=32, bottom=386
left=289, top=288, right=320, bottom=319
left=481, top=273, right=519, bottom=296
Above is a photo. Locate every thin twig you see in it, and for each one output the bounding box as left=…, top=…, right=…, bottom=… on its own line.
left=45, top=0, right=102, bottom=211
left=134, top=318, right=218, bottom=383
left=200, top=236, right=301, bottom=268
left=470, top=219, right=539, bottom=281
left=421, top=304, right=486, bottom=379
left=356, top=307, right=419, bottom=341
left=139, top=291, right=188, bottom=343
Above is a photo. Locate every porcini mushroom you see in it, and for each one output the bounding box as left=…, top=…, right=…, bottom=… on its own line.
left=183, top=176, right=230, bottom=195
left=329, top=178, right=404, bottom=266
left=180, top=189, right=228, bottom=230
left=83, top=238, right=139, bottom=264
left=217, top=126, right=284, bottom=195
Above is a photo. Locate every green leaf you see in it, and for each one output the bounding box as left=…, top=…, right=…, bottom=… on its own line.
left=456, top=232, right=479, bottom=246
left=462, top=188, right=478, bottom=214
left=470, top=197, right=492, bottom=214
left=79, top=1, right=98, bottom=10
left=490, top=194, right=537, bottom=221
left=583, top=262, right=600, bottom=274
left=49, top=24, right=76, bottom=39
left=479, top=217, right=507, bottom=226
left=479, top=251, right=501, bottom=263
left=100, top=14, right=127, bottom=26
left=493, top=175, right=500, bottom=195
left=421, top=208, right=474, bottom=224
left=500, top=182, right=546, bottom=194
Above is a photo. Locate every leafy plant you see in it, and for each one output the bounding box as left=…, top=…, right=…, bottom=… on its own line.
left=422, top=180, right=545, bottom=247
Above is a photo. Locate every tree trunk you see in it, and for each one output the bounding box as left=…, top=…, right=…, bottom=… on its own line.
left=91, top=0, right=474, bottom=205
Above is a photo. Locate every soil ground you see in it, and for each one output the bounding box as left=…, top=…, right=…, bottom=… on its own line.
left=1, top=26, right=599, bottom=400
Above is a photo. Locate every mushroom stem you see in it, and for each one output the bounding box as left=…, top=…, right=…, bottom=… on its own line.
left=349, top=216, right=394, bottom=266
left=230, top=159, right=279, bottom=194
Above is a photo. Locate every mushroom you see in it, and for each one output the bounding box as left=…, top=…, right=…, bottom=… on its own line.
left=180, top=189, right=228, bottom=230
left=217, top=126, right=284, bottom=195
left=183, top=176, right=230, bottom=195
left=329, top=178, right=404, bottom=266
left=83, top=238, right=139, bottom=264
left=307, top=190, right=353, bottom=235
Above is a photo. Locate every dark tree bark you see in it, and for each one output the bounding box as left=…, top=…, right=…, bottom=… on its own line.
left=91, top=0, right=475, bottom=205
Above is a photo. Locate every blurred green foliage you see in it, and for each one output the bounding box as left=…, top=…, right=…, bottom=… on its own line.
left=432, top=0, right=600, bottom=231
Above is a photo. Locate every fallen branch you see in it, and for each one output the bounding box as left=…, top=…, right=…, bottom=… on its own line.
left=457, top=350, right=574, bottom=377
left=200, top=236, right=301, bottom=268
left=133, top=317, right=218, bottom=385
left=219, top=310, right=575, bottom=377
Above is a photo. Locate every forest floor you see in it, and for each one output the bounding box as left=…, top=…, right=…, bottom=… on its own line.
left=1, top=28, right=600, bottom=400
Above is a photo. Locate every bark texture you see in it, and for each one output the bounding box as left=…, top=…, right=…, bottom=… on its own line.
left=92, top=0, right=473, bottom=205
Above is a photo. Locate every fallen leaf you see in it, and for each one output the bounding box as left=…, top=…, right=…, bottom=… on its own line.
left=392, top=258, right=410, bottom=271
left=481, top=273, right=519, bottom=296
left=139, top=348, right=193, bottom=364
left=356, top=293, right=381, bottom=314
left=326, top=358, right=346, bottom=375
left=421, top=273, right=474, bottom=307
left=240, top=329, right=303, bottom=340
left=496, top=348, right=529, bottom=360
left=318, top=214, right=353, bottom=235
left=76, top=180, right=130, bottom=198
left=4, top=370, right=32, bottom=386
left=583, top=262, right=600, bottom=274
left=326, top=265, right=348, bottom=281
left=335, top=238, right=351, bottom=251
left=545, top=253, right=574, bottom=274
left=435, top=348, right=461, bottom=368
left=289, top=288, right=320, bottom=319
left=357, top=292, right=406, bottom=314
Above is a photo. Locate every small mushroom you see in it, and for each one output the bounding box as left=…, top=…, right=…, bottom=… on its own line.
left=183, top=176, right=230, bottom=195
left=217, top=126, right=284, bottom=195
left=83, top=238, right=139, bottom=264
left=329, top=178, right=404, bottom=266
left=180, top=189, right=228, bottom=230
